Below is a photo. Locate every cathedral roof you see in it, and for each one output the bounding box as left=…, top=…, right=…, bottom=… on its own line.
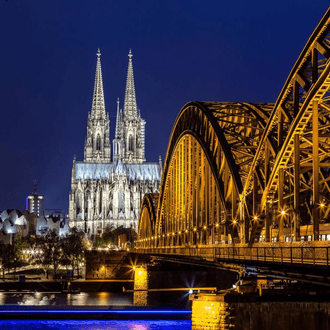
left=75, top=162, right=161, bottom=181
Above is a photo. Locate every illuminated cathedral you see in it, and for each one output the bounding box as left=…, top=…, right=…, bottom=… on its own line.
left=69, top=49, right=162, bottom=234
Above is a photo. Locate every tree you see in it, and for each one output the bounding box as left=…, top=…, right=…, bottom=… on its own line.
left=61, top=227, right=85, bottom=279
left=35, top=229, right=61, bottom=279
left=0, top=243, right=16, bottom=278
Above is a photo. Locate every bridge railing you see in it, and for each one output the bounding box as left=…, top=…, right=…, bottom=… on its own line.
left=134, top=246, right=330, bottom=267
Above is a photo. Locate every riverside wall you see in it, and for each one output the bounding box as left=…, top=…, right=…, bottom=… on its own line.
left=190, top=291, right=330, bottom=330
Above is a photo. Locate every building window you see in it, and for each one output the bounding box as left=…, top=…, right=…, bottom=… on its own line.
left=96, top=135, right=101, bottom=150
left=129, top=135, right=133, bottom=152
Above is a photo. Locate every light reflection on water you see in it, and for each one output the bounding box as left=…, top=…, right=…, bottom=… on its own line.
left=0, top=293, right=191, bottom=329
left=0, top=320, right=191, bottom=330
left=0, top=292, right=133, bottom=306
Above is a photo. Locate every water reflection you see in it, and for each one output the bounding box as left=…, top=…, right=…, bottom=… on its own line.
left=0, top=320, right=191, bottom=330
left=0, top=292, right=133, bottom=306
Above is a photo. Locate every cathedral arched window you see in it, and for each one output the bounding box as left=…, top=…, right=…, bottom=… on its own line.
left=128, top=135, right=134, bottom=152
left=96, top=134, right=101, bottom=150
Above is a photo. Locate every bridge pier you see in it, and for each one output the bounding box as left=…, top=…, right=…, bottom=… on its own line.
left=133, top=266, right=149, bottom=306
left=132, top=259, right=237, bottom=307
left=190, top=287, right=330, bottom=330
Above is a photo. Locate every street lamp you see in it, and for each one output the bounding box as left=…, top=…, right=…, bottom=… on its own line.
left=14, top=258, right=16, bottom=281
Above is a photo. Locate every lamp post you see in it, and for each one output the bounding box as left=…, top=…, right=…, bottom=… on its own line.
left=14, top=258, right=16, bottom=281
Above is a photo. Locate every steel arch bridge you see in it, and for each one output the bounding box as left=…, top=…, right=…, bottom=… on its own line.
left=136, top=8, right=330, bottom=250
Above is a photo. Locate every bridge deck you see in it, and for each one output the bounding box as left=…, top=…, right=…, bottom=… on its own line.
left=134, top=244, right=330, bottom=282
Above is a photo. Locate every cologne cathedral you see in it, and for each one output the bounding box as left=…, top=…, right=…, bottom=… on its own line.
left=69, top=49, right=162, bottom=234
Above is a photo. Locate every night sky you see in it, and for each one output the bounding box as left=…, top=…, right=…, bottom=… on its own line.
left=0, top=1, right=329, bottom=212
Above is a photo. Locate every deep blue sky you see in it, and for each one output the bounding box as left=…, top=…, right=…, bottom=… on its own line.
left=0, top=1, right=329, bottom=212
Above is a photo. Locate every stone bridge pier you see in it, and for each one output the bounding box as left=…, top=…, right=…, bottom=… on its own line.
left=132, top=259, right=237, bottom=307
left=190, top=289, right=330, bottom=330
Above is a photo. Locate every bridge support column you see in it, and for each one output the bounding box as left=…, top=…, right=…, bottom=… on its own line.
left=313, top=100, right=319, bottom=241
left=265, top=202, right=270, bottom=243
left=278, top=168, right=284, bottom=242
left=294, top=134, right=301, bottom=241
left=190, top=293, right=233, bottom=330
left=133, top=266, right=149, bottom=306
left=190, top=289, right=330, bottom=330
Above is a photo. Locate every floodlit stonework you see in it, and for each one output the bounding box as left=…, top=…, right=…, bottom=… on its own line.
left=69, top=49, right=161, bottom=234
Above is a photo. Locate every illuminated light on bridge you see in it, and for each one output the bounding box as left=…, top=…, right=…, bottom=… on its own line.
left=136, top=7, right=330, bottom=249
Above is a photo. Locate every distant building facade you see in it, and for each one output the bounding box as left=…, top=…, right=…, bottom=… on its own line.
left=69, top=49, right=161, bottom=235
left=26, top=180, right=44, bottom=217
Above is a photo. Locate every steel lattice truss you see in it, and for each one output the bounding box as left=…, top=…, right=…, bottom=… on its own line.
left=136, top=7, right=330, bottom=248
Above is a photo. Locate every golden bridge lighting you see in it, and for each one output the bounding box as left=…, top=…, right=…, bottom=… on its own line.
left=136, top=6, right=330, bottom=247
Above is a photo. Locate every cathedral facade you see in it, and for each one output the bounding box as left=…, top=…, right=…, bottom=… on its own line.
left=69, top=49, right=162, bottom=234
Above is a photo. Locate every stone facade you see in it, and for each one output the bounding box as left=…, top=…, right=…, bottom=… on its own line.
left=69, top=49, right=161, bottom=234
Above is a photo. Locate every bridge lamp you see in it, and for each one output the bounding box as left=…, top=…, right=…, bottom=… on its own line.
left=320, top=203, right=325, bottom=208
left=281, top=210, right=286, bottom=216
left=253, top=216, right=258, bottom=221
left=189, top=289, right=193, bottom=294
left=172, top=232, right=175, bottom=236
left=232, top=220, right=237, bottom=225
left=203, top=226, right=207, bottom=230
left=178, top=231, right=181, bottom=234
left=215, top=223, right=219, bottom=227
left=193, top=228, right=197, bottom=232
left=185, top=229, right=188, bottom=233
left=162, top=234, right=165, bottom=237
left=167, top=233, right=170, bottom=237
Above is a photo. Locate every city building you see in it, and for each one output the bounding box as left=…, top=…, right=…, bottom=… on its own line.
left=26, top=180, right=44, bottom=217
left=69, top=49, right=161, bottom=235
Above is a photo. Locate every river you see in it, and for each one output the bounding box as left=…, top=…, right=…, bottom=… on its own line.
left=0, top=292, right=192, bottom=330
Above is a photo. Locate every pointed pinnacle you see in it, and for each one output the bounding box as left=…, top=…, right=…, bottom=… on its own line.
left=97, top=48, right=101, bottom=57
left=128, top=49, right=133, bottom=59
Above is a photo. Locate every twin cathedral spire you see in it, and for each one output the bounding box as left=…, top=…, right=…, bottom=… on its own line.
left=84, top=48, right=145, bottom=164
left=69, top=49, right=161, bottom=233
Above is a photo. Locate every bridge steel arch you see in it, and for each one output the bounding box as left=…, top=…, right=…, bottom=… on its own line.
left=137, top=193, right=159, bottom=245
left=245, top=7, right=330, bottom=245
left=136, top=7, right=330, bottom=248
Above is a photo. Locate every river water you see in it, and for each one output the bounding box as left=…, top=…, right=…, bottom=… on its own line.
left=0, top=292, right=192, bottom=330
left=0, top=291, right=133, bottom=306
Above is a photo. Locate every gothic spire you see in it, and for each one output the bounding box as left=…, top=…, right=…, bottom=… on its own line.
left=91, top=48, right=106, bottom=117
left=115, top=98, right=120, bottom=139
left=123, top=49, right=138, bottom=117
